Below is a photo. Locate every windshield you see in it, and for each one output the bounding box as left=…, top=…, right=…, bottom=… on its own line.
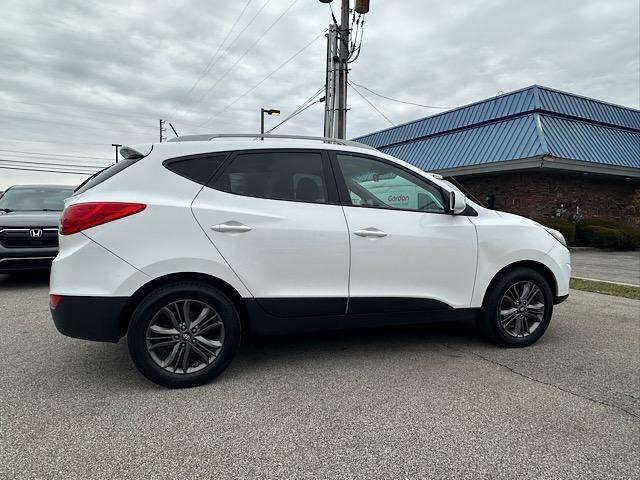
left=0, top=187, right=74, bottom=212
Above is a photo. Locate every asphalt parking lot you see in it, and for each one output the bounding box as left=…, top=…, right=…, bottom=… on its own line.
left=1, top=274, right=639, bottom=479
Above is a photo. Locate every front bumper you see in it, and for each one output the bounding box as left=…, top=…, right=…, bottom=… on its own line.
left=51, top=295, right=128, bottom=343
left=554, top=293, right=569, bottom=305
left=543, top=243, right=571, bottom=298
left=0, top=245, right=58, bottom=272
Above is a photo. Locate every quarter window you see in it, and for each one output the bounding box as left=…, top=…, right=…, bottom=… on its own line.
left=165, top=154, right=228, bottom=185
left=212, top=152, right=327, bottom=203
left=336, top=154, right=445, bottom=213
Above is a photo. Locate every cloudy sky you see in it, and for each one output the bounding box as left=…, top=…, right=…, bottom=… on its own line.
left=1, top=0, right=638, bottom=190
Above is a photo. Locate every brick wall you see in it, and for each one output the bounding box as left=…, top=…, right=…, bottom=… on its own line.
left=454, top=171, right=640, bottom=224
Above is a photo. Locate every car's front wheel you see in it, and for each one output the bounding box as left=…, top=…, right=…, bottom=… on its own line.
left=480, top=267, right=554, bottom=347
left=127, top=281, right=241, bottom=388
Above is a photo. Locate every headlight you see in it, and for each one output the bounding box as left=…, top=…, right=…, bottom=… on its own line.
left=544, top=227, right=567, bottom=247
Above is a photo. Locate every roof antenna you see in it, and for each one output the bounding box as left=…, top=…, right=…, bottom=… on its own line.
left=169, top=123, right=179, bottom=137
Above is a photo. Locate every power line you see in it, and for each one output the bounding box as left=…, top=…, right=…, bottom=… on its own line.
left=348, top=81, right=395, bottom=126
left=349, top=80, right=450, bottom=109
left=188, top=0, right=301, bottom=116
left=1, top=138, right=112, bottom=149
left=289, top=86, right=326, bottom=117
left=0, top=98, right=164, bottom=121
left=0, top=157, right=104, bottom=169
left=172, top=0, right=256, bottom=112
left=347, top=15, right=365, bottom=63
left=0, top=158, right=107, bottom=170
left=0, top=164, right=98, bottom=175
left=265, top=86, right=325, bottom=133
left=7, top=113, right=154, bottom=137
left=265, top=99, right=323, bottom=133
left=0, top=137, right=110, bottom=148
left=0, top=149, right=111, bottom=161
left=327, top=1, right=350, bottom=57
left=203, top=30, right=326, bottom=124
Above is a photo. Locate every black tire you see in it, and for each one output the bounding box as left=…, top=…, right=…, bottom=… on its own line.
left=127, top=281, right=241, bottom=388
left=479, top=267, right=553, bottom=347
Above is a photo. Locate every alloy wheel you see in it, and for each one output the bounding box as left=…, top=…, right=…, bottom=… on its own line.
left=498, top=281, right=545, bottom=338
left=146, top=299, right=224, bottom=374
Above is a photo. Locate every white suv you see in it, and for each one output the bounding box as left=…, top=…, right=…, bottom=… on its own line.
left=50, top=134, right=570, bottom=388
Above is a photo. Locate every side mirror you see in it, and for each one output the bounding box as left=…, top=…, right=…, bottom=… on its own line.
left=449, top=191, right=467, bottom=214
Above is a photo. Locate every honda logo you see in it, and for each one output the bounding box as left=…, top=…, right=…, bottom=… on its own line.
left=29, top=228, right=43, bottom=238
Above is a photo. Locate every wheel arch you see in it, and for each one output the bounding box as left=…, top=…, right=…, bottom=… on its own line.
left=482, top=260, right=558, bottom=308
left=118, top=272, right=250, bottom=339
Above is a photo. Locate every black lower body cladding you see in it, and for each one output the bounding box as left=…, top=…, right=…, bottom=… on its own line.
left=51, top=296, right=128, bottom=342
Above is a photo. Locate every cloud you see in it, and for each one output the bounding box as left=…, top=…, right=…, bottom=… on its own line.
left=1, top=0, right=638, bottom=189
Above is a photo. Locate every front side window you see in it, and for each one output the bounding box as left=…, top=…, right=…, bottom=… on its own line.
left=336, top=154, right=445, bottom=213
left=212, top=152, right=327, bottom=203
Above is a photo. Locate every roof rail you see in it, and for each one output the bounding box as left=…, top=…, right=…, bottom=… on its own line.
left=166, top=133, right=377, bottom=150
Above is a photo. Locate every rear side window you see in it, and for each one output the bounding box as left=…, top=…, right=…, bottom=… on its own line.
left=212, top=152, right=327, bottom=203
left=164, top=154, right=228, bottom=185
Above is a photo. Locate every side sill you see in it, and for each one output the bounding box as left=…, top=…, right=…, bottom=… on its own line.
left=246, top=299, right=478, bottom=335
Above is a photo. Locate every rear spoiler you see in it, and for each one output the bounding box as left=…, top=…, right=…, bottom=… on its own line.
left=120, top=144, right=153, bottom=160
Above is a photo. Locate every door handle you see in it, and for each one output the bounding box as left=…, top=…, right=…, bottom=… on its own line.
left=354, top=227, right=387, bottom=238
left=211, top=221, right=252, bottom=233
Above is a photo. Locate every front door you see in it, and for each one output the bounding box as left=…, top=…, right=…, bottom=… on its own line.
left=331, top=152, right=477, bottom=313
left=191, top=149, right=350, bottom=316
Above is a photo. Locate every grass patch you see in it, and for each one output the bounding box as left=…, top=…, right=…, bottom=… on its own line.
left=570, top=278, right=640, bottom=300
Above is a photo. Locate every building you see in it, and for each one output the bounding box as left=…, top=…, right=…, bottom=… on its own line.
left=355, top=85, right=640, bottom=223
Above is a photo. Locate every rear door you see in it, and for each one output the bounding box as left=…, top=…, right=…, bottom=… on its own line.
left=191, top=149, right=350, bottom=316
left=331, top=152, right=478, bottom=311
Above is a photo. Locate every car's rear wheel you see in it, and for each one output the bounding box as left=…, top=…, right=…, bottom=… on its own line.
left=127, top=281, right=241, bottom=388
left=479, top=268, right=553, bottom=347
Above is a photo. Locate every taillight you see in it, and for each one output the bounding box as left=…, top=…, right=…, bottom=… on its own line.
left=50, top=294, right=62, bottom=309
left=60, top=202, right=146, bottom=235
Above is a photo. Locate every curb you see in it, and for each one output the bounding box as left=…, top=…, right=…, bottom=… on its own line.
left=571, top=276, right=640, bottom=288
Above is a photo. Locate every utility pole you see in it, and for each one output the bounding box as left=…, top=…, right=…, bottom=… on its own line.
left=323, top=24, right=338, bottom=138
left=111, top=143, right=121, bottom=164
left=321, top=1, right=369, bottom=139
left=159, top=119, right=167, bottom=143
left=335, top=0, right=350, bottom=139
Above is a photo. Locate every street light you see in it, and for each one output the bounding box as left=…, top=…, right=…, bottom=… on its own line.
left=261, top=108, right=280, bottom=139
left=111, top=144, right=122, bottom=164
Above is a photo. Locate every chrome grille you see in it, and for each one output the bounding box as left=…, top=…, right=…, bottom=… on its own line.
left=0, top=227, right=59, bottom=248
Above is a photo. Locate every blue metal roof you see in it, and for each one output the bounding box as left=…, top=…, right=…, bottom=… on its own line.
left=537, top=87, right=640, bottom=131
left=382, top=115, right=544, bottom=172
left=354, top=85, right=640, bottom=173
left=540, top=115, right=640, bottom=168
left=356, top=87, right=537, bottom=148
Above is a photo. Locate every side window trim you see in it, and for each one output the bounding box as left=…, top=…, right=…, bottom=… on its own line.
left=206, top=148, right=341, bottom=206
left=320, top=150, right=340, bottom=205
left=328, top=150, right=452, bottom=215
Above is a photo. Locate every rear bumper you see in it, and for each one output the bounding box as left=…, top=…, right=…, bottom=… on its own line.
left=50, top=295, right=128, bottom=343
